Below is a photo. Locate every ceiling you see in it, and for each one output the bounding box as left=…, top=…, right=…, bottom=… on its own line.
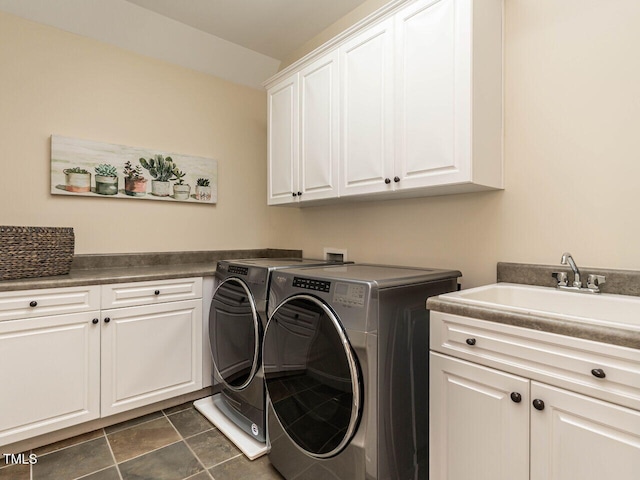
left=0, top=0, right=373, bottom=88
left=125, top=0, right=370, bottom=60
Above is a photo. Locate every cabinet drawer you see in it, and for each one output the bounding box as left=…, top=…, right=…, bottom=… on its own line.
left=101, top=277, right=202, bottom=309
left=430, top=312, right=640, bottom=411
left=0, top=285, right=100, bottom=322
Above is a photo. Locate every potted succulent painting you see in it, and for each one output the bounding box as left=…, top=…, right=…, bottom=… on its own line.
left=94, top=164, right=119, bottom=195
left=172, top=168, right=191, bottom=200
left=63, top=167, right=91, bottom=193
left=195, top=178, right=211, bottom=201
left=140, top=155, right=175, bottom=197
left=123, top=160, right=147, bottom=197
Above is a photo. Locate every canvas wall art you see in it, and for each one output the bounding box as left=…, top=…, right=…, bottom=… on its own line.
left=51, top=135, right=218, bottom=204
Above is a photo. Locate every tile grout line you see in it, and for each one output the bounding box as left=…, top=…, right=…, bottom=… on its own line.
left=26, top=404, right=192, bottom=462
left=209, top=453, right=244, bottom=470
left=73, top=463, right=117, bottom=480
left=163, top=410, right=214, bottom=479
left=102, top=427, right=125, bottom=480
left=103, top=413, right=166, bottom=436
left=33, top=431, right=107, bottom=458
left=111, top=439, right=184, bottom=466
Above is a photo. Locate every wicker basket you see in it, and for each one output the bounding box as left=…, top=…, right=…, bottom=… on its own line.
left=0, top=226, right=75, bottom=281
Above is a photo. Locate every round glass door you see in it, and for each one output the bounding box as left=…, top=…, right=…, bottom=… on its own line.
left=209, top=278, right=260, bottom=390
left=263, top=295, right=361, bottom=458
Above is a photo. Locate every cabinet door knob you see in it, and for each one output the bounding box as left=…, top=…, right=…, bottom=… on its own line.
left=532, top=399, right=545, bottom=411
left=384, top=178, right=391, bottom=184
left=510, top=392, right=522, bottom=403
left=29, top=301, right=38, bottom=307
left=591, top=368, right=606, bottom=379
left=154, top=290, right=160, bottom=296
left=104, top=317, right=111, bottom=323
left=292, top=192, right=297, bottom=197
left=394, top=176, right=400, bottom=183
left=92, top=318, right=99, bottom=324
left=466, top=338, right=476, bottom=346
left=297, top=191, right=302, bottom=196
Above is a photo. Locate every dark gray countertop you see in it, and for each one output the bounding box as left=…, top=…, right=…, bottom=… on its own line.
left=427, top=262, right=640, bottom=350
left=0, top=248, right=302, bottom=292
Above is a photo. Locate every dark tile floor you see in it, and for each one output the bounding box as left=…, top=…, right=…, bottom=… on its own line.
left=0, top=401, right=284, bottom=480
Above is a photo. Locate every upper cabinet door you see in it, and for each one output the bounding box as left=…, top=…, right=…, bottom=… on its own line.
left=340, top=18, right=395, bottom=197
left=268, top=76, right=299, bottom=205
left=395, top=0, right=470, bottom=190
left=299, top=51, right=340, bottom=202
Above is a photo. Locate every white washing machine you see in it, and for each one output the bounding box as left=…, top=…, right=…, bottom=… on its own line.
left=262, top=264, right=460, bottom=479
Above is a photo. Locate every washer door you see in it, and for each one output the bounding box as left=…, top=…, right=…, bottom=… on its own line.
left=263, top=295, right=362, bottom=458
left=209, top=278, right=260, bottom=390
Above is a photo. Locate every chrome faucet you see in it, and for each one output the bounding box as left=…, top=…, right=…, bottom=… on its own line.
left=560, top=252, right=582, bottom=287
left=552, top=252, right=605, bottom=293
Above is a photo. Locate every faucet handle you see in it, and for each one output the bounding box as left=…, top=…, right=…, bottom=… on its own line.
left=552, top=272, right=568, bottom=287
left=587, top=274, right=606, bottom=290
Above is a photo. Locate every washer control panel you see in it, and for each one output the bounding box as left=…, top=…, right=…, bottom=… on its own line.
left=333, top=282, right=365, bottom=307
left=293, top=277, right=331, bottom=292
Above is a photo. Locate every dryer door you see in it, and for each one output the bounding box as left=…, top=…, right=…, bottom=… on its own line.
left=209, top=278, right=260, bottom=390
left=263, top=294, right=362, bottom=458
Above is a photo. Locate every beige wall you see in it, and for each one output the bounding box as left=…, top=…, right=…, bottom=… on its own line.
left=269, top=0, right=640, bottom=287
left=4, top=0, right=640, bottom=288
left=0, top=11, right=295, bottom=254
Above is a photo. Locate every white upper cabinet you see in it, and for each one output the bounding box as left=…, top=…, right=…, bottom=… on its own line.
left=268, top=76, right=299, bottom=205
left=299, top=51, right=340, bottom=202
left=340, top=18, right=395, bottom=197
left=267, top=52, right=340, bottom=205
left=394, top=0, right=461, bottom=189
left=264, top=0, right=503, bottom=205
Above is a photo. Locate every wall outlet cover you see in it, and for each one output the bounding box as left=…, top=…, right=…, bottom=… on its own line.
left=323, top=247, right=348, bottom=262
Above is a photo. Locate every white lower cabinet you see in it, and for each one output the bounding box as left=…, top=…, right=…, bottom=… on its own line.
left=430, top=313, right=640, bottom=480
left=430, top=353, right=529, bottom=480
left=530, top=382, right=640, bottom=480
left=0, top=278, right=204, bottom=447
left=101, top=300, right=202, bottom=416
left=0, top=311, right=101, bottom=446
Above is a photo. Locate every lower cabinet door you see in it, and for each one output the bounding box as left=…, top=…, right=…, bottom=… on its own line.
left=531, top=381, right=640, bottom=480
left=430, top=352, right=529, bottom=480
left=0, top=312, right=101, bottom=446
left=101, top=299, right=202, bottom=416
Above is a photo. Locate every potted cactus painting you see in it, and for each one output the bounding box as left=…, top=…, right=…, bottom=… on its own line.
left=195, top=178, right=211, bottom=201
left=63, top=167, right=91, bottom=193
left=123, top=161, right=147, bottom=196
left=172, top=168, right=191, bottom=200
left=94, top=164, right=119, bottom=195
left=51, top=136, right=217, bottom=203
left=140, top=155, right=175, bottom=197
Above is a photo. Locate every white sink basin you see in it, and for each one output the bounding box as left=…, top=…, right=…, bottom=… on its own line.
left=440, top=283, right=640, bottom=331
